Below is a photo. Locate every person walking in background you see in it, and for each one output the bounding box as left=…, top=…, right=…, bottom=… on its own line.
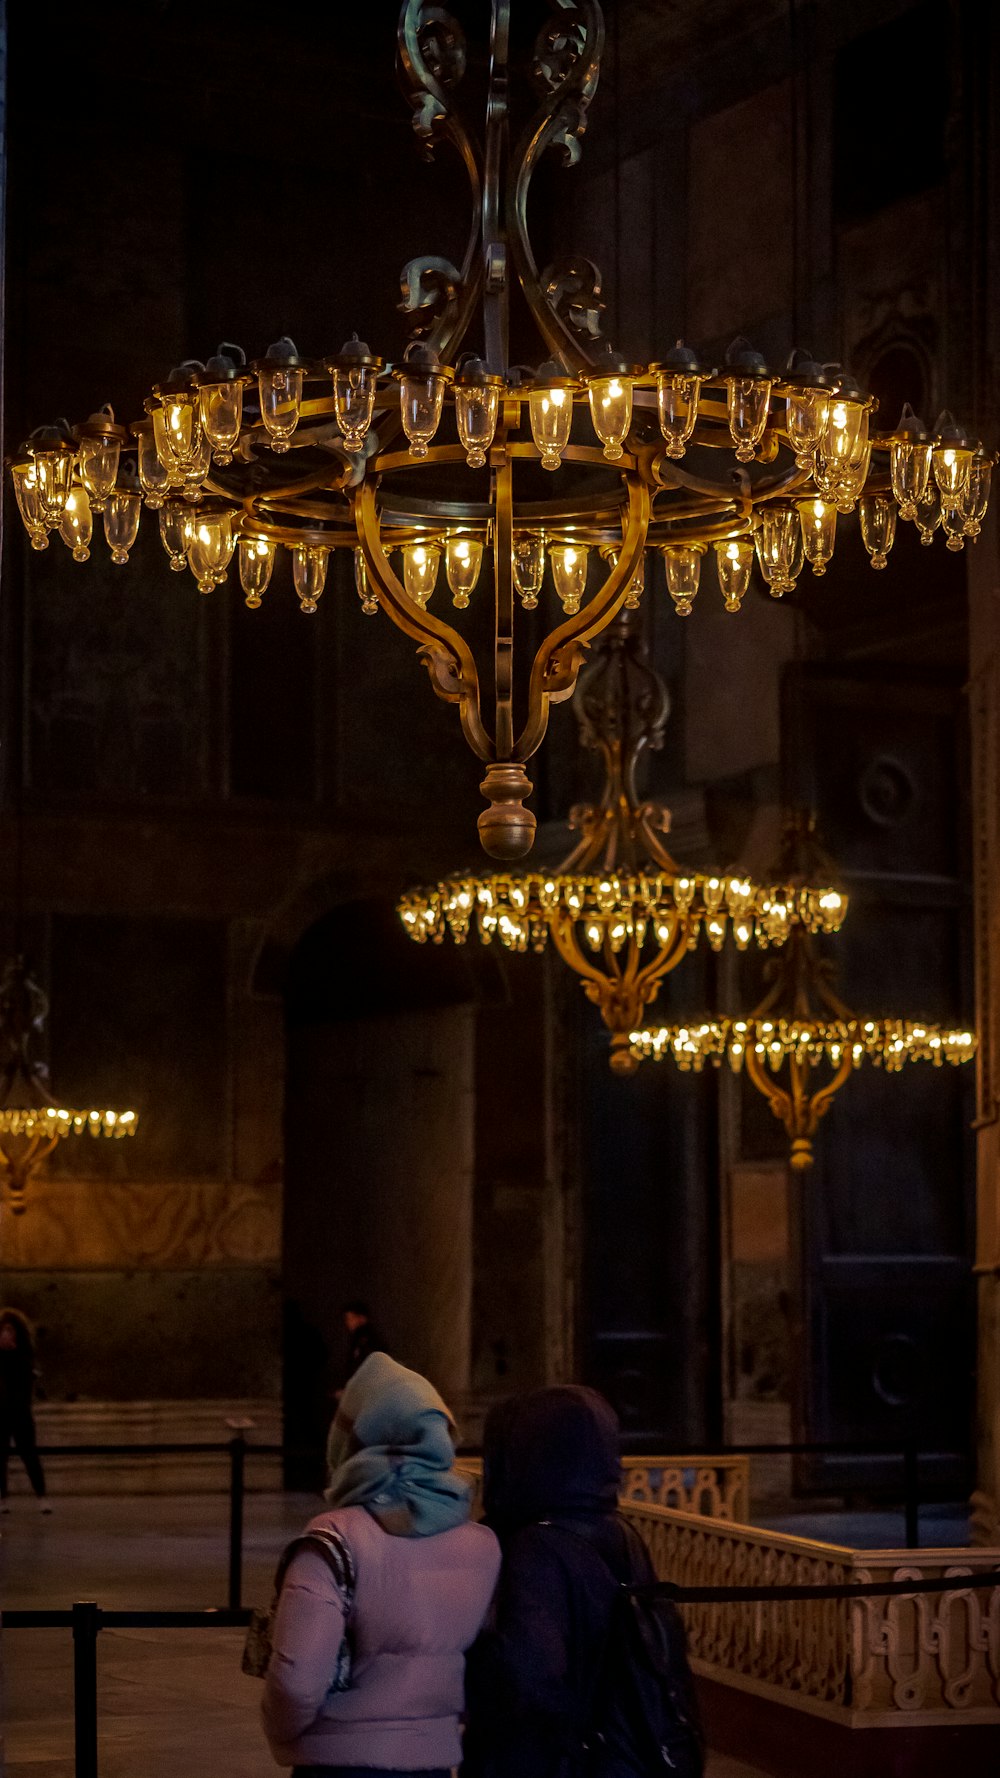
left=262, top=1350, right=500, bottom=1774
left=0, top=1308, right=51, bottom=1513
left=461, top=1384, right=702, bottom=1778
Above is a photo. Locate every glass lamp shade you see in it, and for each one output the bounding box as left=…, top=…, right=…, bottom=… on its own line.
left=859, top=493, right=897, bottom=568
left=76, top=435, right=120, bottom=511
left=180, top=428, right=213, bottom=503
left=890, top=438, right=933, bottom=520
left=135, top=425, right=171, bottom=507
left=797, top=497, right=837, bottom=575
left=587, top=374, right=633, bottom=460
left=151, top=394, right=201, bottom=473
left=199, top=381, right=244, bottom=464
left=818, top=398, right=868, bottom=472
left=187, top=511, right=235, bottom=591
left=714, top=538, right=754, bottom=611
left=726, top=378, right=771, bottom=462
left=355, top=548, right=378, bottom=615
left=399, top=373, right=446, bottom=458
left=914, top=484, right=942, bottom=545
left=656, top=372, right=700, bottom=458
left=31, top=445, right=77, bottom=522
left=402, top=542, right=441, bottom=608
left=445, top=536, right=483, bottom=607
left=785, top=387, right=830, bottom=466
left=600, top=546, right=645, bottom=610
left=59, top=486, right=93, bottom=561
left=663, top=544, right=702, bottom=615
left=238, top=536, right=275, bottom=607
left=11, top=461, right=49, bottom=549
left=529, top=383, right=573, bottom=470
left=755, top=504, right=803, bottom=595
left=258, top=366, right=303, bottom=453
left=513, top=532, right=545, bottom=609
left=333, top=363, right=378, bottom=453
left=292, top=544, right=329, bottom=613
left=455, top=383, right=500, bottom=468
left=103, top=489, right=142, bottom=565
left=933, top=442, right=974, bottom=503
left=549, top=542, right=589, bottom=614
left=941, top=503, right=967, bottom=551
left=960, top=457, right=993, bottom=537
left=158, top=501, right=195, bottom=571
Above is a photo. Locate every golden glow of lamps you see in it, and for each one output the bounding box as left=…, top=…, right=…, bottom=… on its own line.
left=398, top=623, right=847, bottom=1075
left=0, top=959, right=138, bottom=1217
left=628, top=815, right=975, bottom=1169
left=11, top=1, right=993, bottom=864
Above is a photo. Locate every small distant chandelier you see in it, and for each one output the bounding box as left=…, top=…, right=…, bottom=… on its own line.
left=628, top=816, right=976, bottom=1168
left=0, top=959, right=137, bottom=1216
left=398, top=624, right=846, bottom=1073
left=9, top=2, right=993, bottom=859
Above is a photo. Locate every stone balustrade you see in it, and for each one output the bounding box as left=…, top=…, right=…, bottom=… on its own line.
left=454, top=1452, right=751, bottom=1523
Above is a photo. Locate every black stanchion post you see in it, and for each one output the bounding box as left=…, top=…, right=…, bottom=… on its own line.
left=904, top=1444, right=920, bottom=1549
left=72, top=1601, right=101, bottom=1778
left=228, top=1431, right=246, bottom=1610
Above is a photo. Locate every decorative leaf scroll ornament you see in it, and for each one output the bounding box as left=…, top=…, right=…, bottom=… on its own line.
left=398, top=624, right=848, bottom=1072
left=12, top=2, right=992, bottom=859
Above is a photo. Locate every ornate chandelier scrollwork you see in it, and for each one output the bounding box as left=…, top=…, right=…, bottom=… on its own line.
left=398, top=624, right=847, bottom=1073
left=628, top=814, right=976, bottom=1168
left=10, top=1, right=992, bottom=858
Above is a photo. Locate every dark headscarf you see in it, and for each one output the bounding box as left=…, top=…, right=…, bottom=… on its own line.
left=482, top=1384, right=621, bottom=1536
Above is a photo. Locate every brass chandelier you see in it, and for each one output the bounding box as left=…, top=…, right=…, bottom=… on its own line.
left=0, top=959, right=137, bottom=1216
left=9, top=1, right=993, bottom=859
left=399, top=622, right=846, bottom=1073
left=628, top=816, right=976, bottom=1169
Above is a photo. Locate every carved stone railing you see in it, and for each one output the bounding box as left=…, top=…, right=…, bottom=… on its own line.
left=621, top=1501, right=1000, bottom=1725
left=454, top=1453, right=750, bottom=1524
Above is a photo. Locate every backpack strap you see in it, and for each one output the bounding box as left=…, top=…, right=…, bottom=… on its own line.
left=272, top=1525, right=357, bottom=1617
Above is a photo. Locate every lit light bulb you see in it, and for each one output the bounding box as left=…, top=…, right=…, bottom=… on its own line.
left=600, top=546, right=645, bottom=610
left=529, top=362, right=575, bottom=470
left=397, top=341, right=448, bottom=458
left=149, top=366, right=204, bottom=475
left=724, top=339, right=772, bottom=462
left=654, top=342, right=703, bottom=458
left=796, top=497, right=837, bottom=576
left=513, top=532, right=545, bottom=609
left=103, top=488, right=142, bottom=565
left=785, top=378, right=830, bottom=467
left=187, top=509, right=235, bottom=591
left=11, top=460, right=49, bottom=549
left=445, top=535, right=483, bottom=607
left=158, top=501, right=195, bottom=571
left=818, top=395, right=868, bottom=471
left=292, top=544, right=329, bottom=613
left=914, top=484, right=942, bottom=545
left=713, top=537, right=754, bottom=611
left=932, top=412, right=975, bottom=502
left=238, top=535, right=275, bottom=607
left=587, top=365, right=633, bottom=460
left=329, top=334, right=382, bottom=454
left=27, top=431, right=77, bottom=523
left=859, top=493, right=897, bottom=569
left=254, top=338, right=306, bottom=454
left=59, top=485, right=93, bottom=561
left=402, top=541, right=441, bottom=608
left=454, top=358, right=500, bottom=468
left=181, top=428, right=213, bottom=503
left=663, top=544, right=703, bottom=615
left=549, top=542, right=589, bottom=614
left=75, top=407, right=124, bottom=512
left=755, top=503, right=803, bottom=595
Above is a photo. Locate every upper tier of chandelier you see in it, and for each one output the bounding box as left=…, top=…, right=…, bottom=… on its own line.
left=9, top=0, right=994, bottom=858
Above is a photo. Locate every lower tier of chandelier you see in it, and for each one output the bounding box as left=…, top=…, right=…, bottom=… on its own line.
left=629, top=1017, right=977, bottom=1073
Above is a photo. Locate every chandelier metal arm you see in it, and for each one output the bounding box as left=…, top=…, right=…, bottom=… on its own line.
left=516, top=473, right=649, bottom=759
left=494, top=444, right=516, bottom=758
left=507, top=0, right=607, bottom=371
left=355, top=478, right=493, bottom=759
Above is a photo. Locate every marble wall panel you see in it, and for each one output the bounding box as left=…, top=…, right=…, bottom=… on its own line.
left=0, top=1176, right=280, bottom=1270
left=688, top=80, right=793, bottom=343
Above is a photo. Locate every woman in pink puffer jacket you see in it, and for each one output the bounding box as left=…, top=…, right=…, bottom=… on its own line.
left=262, top=1352, right=499, bottom=1775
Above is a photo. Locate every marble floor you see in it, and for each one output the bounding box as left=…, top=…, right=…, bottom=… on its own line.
left=1, top=1493, right=769, bottom=1778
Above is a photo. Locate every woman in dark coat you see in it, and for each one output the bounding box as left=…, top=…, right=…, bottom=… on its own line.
left=461, top=1385, right=657, bottom=1778
left=0, top=1308, right=49, bottom=1510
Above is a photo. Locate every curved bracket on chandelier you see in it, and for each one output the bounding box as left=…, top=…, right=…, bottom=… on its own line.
left=548, top=909, right=693, bottom=1076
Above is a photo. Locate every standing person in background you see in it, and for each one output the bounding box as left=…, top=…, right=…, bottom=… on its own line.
left=0, top=1308, right=51, bottom=1513
left=262, top=1350, right=500, bottom=1774
left=342, top=1300, right=387, bottom=1384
